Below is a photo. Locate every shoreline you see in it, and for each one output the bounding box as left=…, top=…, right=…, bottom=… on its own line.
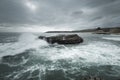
left=45, top=27, right=120, bottom=35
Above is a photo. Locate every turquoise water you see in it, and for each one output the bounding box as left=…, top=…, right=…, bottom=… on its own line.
left=0, top=32, right=120, bottom=80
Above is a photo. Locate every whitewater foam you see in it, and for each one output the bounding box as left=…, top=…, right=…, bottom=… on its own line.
left=0, top=33, right=48, bottom=58
left=103, top=35, right=120, bottom=41
left=33, top=41, right=120, bottom=67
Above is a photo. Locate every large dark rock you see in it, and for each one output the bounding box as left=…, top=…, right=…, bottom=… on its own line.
left=39, top=34, right=83, bottom=44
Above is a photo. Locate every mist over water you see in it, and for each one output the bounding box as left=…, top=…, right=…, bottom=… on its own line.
left=0, top=32, right=120, bottom=80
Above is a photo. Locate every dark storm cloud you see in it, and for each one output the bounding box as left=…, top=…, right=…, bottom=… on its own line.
left=0, top=0, right=120, bottom=30
left=0, top=0, right=32, bottom=24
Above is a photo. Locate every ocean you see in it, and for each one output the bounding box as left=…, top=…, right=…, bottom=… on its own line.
left=0, top=32, right=120, bottom=80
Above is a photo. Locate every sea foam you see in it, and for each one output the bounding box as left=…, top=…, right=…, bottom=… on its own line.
left=0, top=33, right=48, bottom=58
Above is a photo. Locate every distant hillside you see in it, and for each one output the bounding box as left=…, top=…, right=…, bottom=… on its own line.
left=92, top=27, right=120, bottom=34
left=46, top=27, right=120, bottom=34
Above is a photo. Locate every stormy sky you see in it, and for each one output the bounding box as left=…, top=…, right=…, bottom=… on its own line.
left=0, top=0, right=120, bottom=32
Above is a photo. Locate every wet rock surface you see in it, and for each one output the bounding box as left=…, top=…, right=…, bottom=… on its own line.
left=39, top=34, right=83, bottom=44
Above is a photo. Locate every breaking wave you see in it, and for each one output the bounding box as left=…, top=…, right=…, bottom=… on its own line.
left=0, top=33, right=48, bottom=57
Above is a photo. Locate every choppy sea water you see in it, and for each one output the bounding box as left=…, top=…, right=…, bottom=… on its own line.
left=0, top=32, right=120, bottom=80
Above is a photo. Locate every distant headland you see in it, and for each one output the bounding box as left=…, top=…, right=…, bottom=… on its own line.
left=46, top=27, right=120, bottom=34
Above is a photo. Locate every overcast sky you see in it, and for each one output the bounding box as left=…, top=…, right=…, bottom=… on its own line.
left=0, top=0, right=120, bottom=32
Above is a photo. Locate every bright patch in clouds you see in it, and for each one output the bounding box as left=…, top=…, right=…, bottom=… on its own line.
left=25, top=25, right=72, bottom=32
left=26, top=0, right=37, bottom=11
left=0, top=24, right=72, bottom=32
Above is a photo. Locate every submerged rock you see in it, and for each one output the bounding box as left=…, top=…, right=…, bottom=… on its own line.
left=82, top=76, right=103, bottom=80
left=39, top=34, right=83, bottom=44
